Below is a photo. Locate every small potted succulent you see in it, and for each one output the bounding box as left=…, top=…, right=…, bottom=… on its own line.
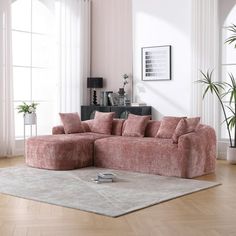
left=17, top=102, right=38, bottom=125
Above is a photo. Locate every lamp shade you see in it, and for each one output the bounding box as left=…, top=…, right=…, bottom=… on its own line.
left=87, top=77, right=103, bottom=88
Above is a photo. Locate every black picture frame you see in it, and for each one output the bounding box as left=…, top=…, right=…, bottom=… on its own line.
left=141, top=45, right=171, bottom=81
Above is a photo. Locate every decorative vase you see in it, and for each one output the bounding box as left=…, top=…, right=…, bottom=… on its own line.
left=118, top=88, right=125, bottom=106
left=24, top=113, right=36, bottom=125
left=227, top=146, right=236, bottom=164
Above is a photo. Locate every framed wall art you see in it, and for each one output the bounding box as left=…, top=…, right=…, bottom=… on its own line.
left=142, top=45, right=171, bottom=81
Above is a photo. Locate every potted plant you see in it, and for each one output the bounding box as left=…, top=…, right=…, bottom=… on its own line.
left=198, top=24, right=236, bottom=163
left=17, top=102, right=38, bottom=125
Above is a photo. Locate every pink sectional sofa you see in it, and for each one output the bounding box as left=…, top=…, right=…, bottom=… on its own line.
left=25, top=118, right=216, bottom=178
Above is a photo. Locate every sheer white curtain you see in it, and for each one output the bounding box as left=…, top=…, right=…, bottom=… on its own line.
left=191, top=0, right=219, bottom=132
left=55, top=0, right=91, bottom=113
left=0, top=0, right=15, bottom=157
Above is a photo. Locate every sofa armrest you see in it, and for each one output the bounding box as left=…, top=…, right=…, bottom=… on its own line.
left=178, top=125, right=216, bottom=178
left=52, top=125, right=65, bottom=135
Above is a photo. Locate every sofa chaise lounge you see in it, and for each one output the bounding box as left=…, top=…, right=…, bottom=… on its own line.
left=25, top=114, right=216, bottom=179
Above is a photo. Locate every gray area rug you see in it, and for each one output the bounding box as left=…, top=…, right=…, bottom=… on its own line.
left=0, top=166, right=220, bottom=217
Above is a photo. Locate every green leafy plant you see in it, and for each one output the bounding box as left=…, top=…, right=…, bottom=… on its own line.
left=225, top=24, right=236, bottom=48
left=17, top=102, right=38, bottom=115
left=197, top=24, right=236, bottom=147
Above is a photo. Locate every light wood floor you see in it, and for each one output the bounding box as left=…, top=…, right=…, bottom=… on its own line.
left=0, top=157, right=235, bottom=236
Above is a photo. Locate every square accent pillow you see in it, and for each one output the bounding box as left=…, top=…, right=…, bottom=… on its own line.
left=156, top=116, right=185, bottom=139
left=122, top=114, right=150, bottom=137
left=59, top=112, right=84, bottom=134
left=91, top=111, right=115, bottom=134
left=172, top=117, right=201, bottom=143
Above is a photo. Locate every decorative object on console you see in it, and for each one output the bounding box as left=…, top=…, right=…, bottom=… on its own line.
left=87, top=77, right=103, bottom=105
left=108, top=93, right=119, bottom=106
left=59, top=112, right=84, bottom=134
left=122, top=114, right=150, bottom=137
left=91, top=111, right=115, bottom=135
left=100, top=91, right=113, bottom=106
left=116, top=74, right=130, bottom=106
left=142, top=45, right=171, bottom=81
left=118, top=88, right=125, bottom=106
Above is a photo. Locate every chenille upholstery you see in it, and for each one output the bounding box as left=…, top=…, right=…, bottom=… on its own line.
left=25, top=117, right=216, bottom=178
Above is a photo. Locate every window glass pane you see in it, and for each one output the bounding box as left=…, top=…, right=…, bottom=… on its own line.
left=32, top=0, right=54, bottom=34
left=13, top=67, right=31, bottom=101
left=222, top=28, right=236, bottom=64
left=36, top=102, right=57, bottom=135
left=12, top=31, right=31, bottom=66
left=221, top=107, right=235, bottom=140
left=32, top=68, right=56, bottom=101
left=14, top=102, right=24, bottom=139
left=11, top=0, right=31, bottom=31
left=32, top=34, right=54, bottom=67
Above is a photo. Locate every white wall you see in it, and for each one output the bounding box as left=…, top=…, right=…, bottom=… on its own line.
left=219, top=0, right=236, bottom=26
left=91, top=0, right=133, bottom=98
left=132, top=0, right=192, bottom=119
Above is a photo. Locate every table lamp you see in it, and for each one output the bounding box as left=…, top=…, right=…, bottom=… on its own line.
left=87, top=77, right=103, bottom=105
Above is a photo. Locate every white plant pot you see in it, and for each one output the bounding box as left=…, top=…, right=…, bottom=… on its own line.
left=227, top=146, right=236, bottom=164
left=24, top=113, right=36, bottom=125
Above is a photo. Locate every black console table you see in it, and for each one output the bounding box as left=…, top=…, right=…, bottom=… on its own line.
left=81, top=105, right=152, bottom=121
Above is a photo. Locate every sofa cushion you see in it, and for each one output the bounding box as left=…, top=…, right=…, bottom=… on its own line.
left=145, top=120, right=161, bottom=137
left=112, top=119, right=125, bottom=136
left=122, top=114, right=150, bottom=137
left=52, top=125, right=65, bottom=135
left=172, top=117, right=200, bottom=143
left=59, top=112, right=84, bottom=134
left=156, top=116, right=185, bottom=139
left=91, top=111, right=115, bottom=134
left=82, top=120, right=94, bottom=132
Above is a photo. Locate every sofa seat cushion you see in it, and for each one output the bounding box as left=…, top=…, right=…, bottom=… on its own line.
left=94, top=136, right=187, bottom=177
left=25, top=133, right=110, bottom=170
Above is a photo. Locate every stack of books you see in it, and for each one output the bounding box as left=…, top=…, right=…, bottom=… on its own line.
left=92, top=172, right=116, bottom=184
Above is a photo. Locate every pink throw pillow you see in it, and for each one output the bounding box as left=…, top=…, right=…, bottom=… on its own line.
left=59, top=112, right=84, bottom=134
left=122, top=114, right=150, bottom=137
left=172, top=117, right=201, bottom=143
left=156, top=116, right=185, bottom=139
left=91, top=111, right=115, bottom=134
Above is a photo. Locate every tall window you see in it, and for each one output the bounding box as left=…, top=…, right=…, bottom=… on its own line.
left=221, top=4, right=236, bottom=140
left=12, top=0, right=57, bottom=139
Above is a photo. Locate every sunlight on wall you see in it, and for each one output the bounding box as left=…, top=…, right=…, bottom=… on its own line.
left=132, top=0, right=191, bottom=119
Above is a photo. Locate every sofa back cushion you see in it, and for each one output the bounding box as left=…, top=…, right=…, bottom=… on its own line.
left=112, top=119, right=125, bottom=136
left=172, top=117, right=200, bottom=143
left=59, top=112, right=84, bottom=134
left=90, top=111, right=115, bottom=134
left=82, top=120, right=94, bottom=132
left=145, top=120, right=161, bottom=137
left=156, top=116, right=185, bottom=139
left=122, top=114, right=150, bottom=137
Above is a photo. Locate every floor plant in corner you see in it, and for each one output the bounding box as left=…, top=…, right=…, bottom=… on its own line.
left=198, top=24, right=236, bottom=164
